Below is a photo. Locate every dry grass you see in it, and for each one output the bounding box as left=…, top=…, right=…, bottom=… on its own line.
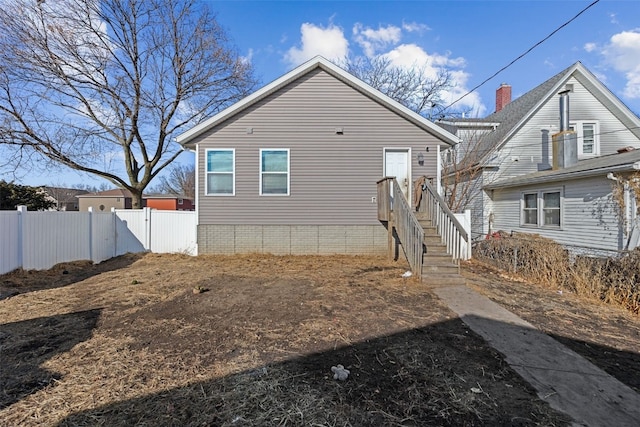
left=0, top=253, right=568, bottom=426
left=475, top=234, right=640, bottom=314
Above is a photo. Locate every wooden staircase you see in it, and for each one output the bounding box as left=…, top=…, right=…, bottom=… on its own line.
left=377, top=176, right=470, bottom=285
left=416, top=212, right=467, bottom=286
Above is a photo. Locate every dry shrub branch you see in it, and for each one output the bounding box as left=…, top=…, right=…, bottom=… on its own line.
left=475, top=234, right=640, bottom=314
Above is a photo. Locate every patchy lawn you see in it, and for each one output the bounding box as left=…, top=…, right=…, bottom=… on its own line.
left=4, top=252, right=629, bottom=426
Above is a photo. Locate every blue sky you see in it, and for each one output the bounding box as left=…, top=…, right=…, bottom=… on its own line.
left=211, top=0, right=640, bottom=116
left=14, top=0, right=640, bottom=188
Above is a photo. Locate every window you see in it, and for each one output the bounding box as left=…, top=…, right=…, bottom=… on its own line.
left=178, top=198, right=183, bottom=205
left=260, top=149, right=289, bottom=195
left=542, top=192, right=561, bottom=226
left=523, top=193, right=538, bottom=225
left=521, top=190, right=562, bottom=228
left=206, top=149, right=234, bottom=195
left=569, top=121, right=599, bottom=157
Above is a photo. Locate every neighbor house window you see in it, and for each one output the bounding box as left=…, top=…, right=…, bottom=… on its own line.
left=206, top=149, right=235, bottom=195
left=523, top=193, right=538, bottom=225
left=260, top=149, right=289, bottom=195
left=521, top=189, right=562, bottom=228
left=542, top=191, right=561, bottom=226
left=178, top=198, right=183, bottom=205
left=569, top=121, right=599, bottom=157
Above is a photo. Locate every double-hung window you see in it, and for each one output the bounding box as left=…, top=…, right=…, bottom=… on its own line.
left=569, top=121, right=599, bottom=157
left=522, top=189, right=562, bottom=228
left=542, top=191, right=561, bottom=227
left=260, top=149, right=289, bottom=195
left=206, top=149, right=235, bottom=195
left=523, top=193, right=538, bottom=225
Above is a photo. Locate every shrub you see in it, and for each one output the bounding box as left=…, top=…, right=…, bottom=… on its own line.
left=474, top=233, right=639, bottom=314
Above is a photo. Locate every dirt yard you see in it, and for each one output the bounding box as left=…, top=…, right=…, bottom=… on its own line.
left=0, top=253, right=638, bottom=426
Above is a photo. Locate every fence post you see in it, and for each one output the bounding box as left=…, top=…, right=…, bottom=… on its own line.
left=17, top=205, right=26, bottom=269
left=111, top=208, right=117, bottom=257
left=144, top=207, right=152, bottom=251
left=88, top=207, right=93, bottom=263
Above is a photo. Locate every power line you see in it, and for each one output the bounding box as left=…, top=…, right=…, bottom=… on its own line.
left=445, top=0, right=601, bottom=111
left=451, top=125, right=640, bottom=153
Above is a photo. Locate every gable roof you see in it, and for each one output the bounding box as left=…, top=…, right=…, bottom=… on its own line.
left=485, top=148, right=640, bottom=190
left=442, top=62, right=640, bottom=165
left=176, top=56, right=460, bottom=147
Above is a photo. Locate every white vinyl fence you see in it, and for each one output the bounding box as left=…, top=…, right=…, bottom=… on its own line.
left=0, top=207, right=196, bottom=275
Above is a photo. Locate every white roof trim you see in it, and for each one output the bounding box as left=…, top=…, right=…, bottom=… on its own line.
left=176, top=56, right=460, bottom=147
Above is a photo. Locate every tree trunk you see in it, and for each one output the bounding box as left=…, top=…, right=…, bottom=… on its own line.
left=131, top=190, right=144, bottom=210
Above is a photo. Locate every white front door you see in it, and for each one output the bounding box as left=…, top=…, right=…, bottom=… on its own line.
left=384, top=149, right=410, bottom=203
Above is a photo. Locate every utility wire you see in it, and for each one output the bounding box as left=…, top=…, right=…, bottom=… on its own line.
left=445, top=0, right=601, bottom=110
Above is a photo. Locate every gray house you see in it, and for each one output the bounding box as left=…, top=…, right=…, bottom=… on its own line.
left=177, top=56, right=459, bottom=255
left=441, top=62, right=640, bottom=254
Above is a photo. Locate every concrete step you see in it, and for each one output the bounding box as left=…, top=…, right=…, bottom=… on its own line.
left=424, top=244, right=448, bottom=254
left=421, top=273, right=467, bottom=286
left=424, top=253, right=456, bottom=263
left=422, top=260, right=460, bottom=275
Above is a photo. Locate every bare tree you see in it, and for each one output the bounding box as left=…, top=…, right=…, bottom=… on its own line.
left=150, top=163, right=195, bottom=199
left=440, top=129, right=488, bottom=213
left=340, top=56, right=454, bottom=119
left=0, top=0, right=255, bottom=208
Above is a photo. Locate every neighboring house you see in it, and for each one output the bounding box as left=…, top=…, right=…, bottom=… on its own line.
left=441, top=61, right=640, bottom=254
left=177, top=56, right=459, bottom=255
left=77, top=188, right=138, bottom=211
left=145, top=194, right=195, bottom=211
left=41, top=186, right=88, bottom=211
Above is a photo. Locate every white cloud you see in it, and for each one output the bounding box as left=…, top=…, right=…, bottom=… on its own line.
left=284, top=23, right=349, bottom=67
left=282, top=20, right=485, bottom=115
left=601, top=29, right=640, bottom=99
left=353, top=23, right=402, bottom=57
left=583, top=42, right=597, bottom=53
left=402, top=21, right=430, bottom=34
left=381, top=44, right=483, bottom=115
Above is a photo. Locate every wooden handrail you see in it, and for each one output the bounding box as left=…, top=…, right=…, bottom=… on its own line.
left=417, top=176, right=470, bottom=261
left=377, top=177, right=424, bottom=276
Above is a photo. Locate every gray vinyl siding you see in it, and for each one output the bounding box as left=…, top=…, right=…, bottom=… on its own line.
left=194, top=68, right=443, bottom=226
left=490, top=176, right=623, bottom=252
left=491, top=76, right=640, bottom=183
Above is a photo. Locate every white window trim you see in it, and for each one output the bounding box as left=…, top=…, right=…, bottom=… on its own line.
left=520, top=187, right=563, bottom=229
left=205, top=148, right=235, bottom=196
left=522, top=192, right=539, bottom=227
left=569, top=121, right=599, bottom=158
left=260, top=148, right=290, bottom=196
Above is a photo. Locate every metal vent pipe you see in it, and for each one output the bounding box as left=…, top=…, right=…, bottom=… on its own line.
left=559, top=89, right=570, bottom=132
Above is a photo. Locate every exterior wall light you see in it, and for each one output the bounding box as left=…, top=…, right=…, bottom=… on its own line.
left=417, top=152, right=425, bottom=165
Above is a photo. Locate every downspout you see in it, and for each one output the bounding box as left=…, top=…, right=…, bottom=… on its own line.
left=607, top=173, right=632, bottom=240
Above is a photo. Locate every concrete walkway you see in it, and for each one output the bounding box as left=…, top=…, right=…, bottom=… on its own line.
left=433, top=284, right=640, bottom=427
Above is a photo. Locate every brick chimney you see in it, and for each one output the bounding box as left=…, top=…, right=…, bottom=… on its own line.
left=495, top=83, right=512, bottom=112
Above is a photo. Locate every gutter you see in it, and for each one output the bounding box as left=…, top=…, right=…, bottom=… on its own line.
left=485, top=163, right=638, bottom=190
